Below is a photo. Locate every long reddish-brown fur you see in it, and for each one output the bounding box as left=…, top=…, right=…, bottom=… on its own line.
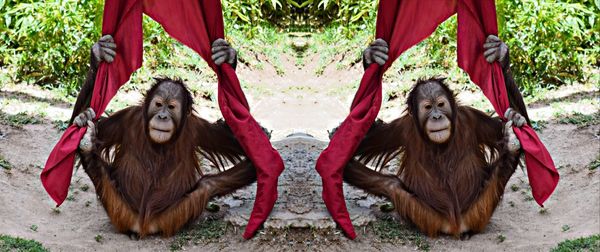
left=76, top=81, right=256, bottom=237
left=344, top=78, right=525, bottom=238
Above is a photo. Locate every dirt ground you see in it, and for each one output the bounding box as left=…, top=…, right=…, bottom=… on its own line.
left=0, top=46, right=599, bottom=251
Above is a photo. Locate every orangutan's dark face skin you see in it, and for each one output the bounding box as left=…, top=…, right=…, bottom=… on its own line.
left=416, top=81, right=453, bottom=144
left=147, top=82, right=184, bottom=144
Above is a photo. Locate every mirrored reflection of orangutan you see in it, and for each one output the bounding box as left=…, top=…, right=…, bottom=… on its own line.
left=343, top=35, right=529, bottom=238
left=71, top=35, right=255, bottom=238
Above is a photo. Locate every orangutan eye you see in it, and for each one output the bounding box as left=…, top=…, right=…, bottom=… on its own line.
left=168, top=104, right=175, bottom=110
left=424, top=104, right=432, bottom=110
left=438, top=102, right=445, bottom=107
left=155, top=102, right=163, bottom=108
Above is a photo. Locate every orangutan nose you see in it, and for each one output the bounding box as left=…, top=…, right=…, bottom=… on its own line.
left=158, top=112, right=168, bottom=120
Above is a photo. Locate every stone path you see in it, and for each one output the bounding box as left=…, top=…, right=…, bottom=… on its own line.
left=214, top=133, right=390, bottom=229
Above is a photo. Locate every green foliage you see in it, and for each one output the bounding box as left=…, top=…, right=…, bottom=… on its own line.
left=0, top=234, right=49, bottom=252
left=410, top=0, right=599, bottom=95
left=311, top=23, right=373, bottom=75
left=371, top=217, right=430, bottom=251
left=424, top=16, right=459, bottom=70
left=531, top=119, right=549, bottom=132
left=0, top=1, right=198, bottom=95
left=497, top=234, right=506, bottom=243
left=551, top=234, right=600, bottom=252
left=140, top=16, right=178, bottom=70
left=52, top=119, right=69, bottom=131
left=0, top=111, right=43, bottom=127
left=588, top=156, right=600, bottom=171
left=307, top=0, right=378, bottom=37
left=226, top=24, right=288, bottom=74
left=221, top=0, right=377, bottom=36
left=0, top=155, right=11, bottom=170
left=558, top=111, right=600, bottom=127
left=497, top=0, right=599, bottom=94
left=0, top=0, right=597, bottom=96
left=0, top=0, right=103, bottom=95
left=169, top=219, right=227, bottom=251
left=222, top=0, right=267, bottom=37
left=94, top=234, right=103, bottom=243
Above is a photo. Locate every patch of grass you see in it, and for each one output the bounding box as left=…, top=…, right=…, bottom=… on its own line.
left=205, top=203, right=220, bottom=213
left=283, top=85, right=318, bottom=94
left=531, top=120, right=548, bottom=132
left=30, top=225, right=38, bottom=232
left=253, top=226, right=345, bottom=247
left=0, top=155, right=11, bottom=170
left=52, top=120, right=69, bottom=131
left=562, top=225, right=571, bottom=232
left=80, top=184, right=90, bottom=192
left=226, top=25, right=288, bottom=75
left=371, top=217, right=430, bottom=251
left=326, top=81, right=359, bottom=98
left=0, top=234, right=48, bottom=252
left=510, top=184, right=519, bottom=192
left=379, top=202, right=395, bottom=212
left=85, top=201, right=92, bottom=207
left=497, top=234, right=506, bottom=243
left=94, top=234, right=103, bottom=243
left=539, top=208, right=549, bottom=215
left=551, top=234, right=600, bottom=252
left=558, top=112, right=600, bottom=128
left=51, top=208, right=61, bottom=214
left=0, top=111, right=43, bottom=127
left=521, top=190, right=534, bottom=202
left=169, top=219, right=227, bottom=251
left=240, top=81, right=274, bottom=97
left=588, top=157, right=600, bottom=171
left=311, top=24, right=372, bottom=76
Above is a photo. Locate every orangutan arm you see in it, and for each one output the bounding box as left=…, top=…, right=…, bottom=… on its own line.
left=147, top=159, right=256, bottom=237
left=343, top=159, right=453, bottom=237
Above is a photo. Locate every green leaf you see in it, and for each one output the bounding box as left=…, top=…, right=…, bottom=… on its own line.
left=318, top=0, right=330, bottom=10
left=350, top=9, right=368, bottom=23
left=4, top=14, right=11, bottom=27
left=287, top=0, right=302, bottom=8
left=270, top=0, right=281, bottom=9
left=232, top=9, right=250, bottom=23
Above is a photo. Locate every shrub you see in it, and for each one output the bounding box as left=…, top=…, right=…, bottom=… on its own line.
left=0, top=0, right=597, bottom=96
left=399, top=0, right=599, bottom=95
left=551, top=234, right=600, bottom=252
left=496, top=0, right=599, bottom=94
left=0, top=0, right=103, bottom=95
left=0, top=0, right=181, bottom=95
left=0, top=234, right=49, bottom=252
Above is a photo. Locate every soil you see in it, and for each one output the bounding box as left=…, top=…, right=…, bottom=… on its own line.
left=0, top=46, right=598, bottom=251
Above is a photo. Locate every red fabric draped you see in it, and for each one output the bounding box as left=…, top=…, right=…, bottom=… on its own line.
left=317, top=0, right=559, bottom=239
left=40, top=0, right=284, bottom=239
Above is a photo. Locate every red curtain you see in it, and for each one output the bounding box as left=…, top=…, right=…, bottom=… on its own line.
left=40, top=0, right=284, bottom=239
left=316, top=0, right=559, bottom=239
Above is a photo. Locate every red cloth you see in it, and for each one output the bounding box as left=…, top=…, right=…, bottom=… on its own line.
left=40, top=0, right=284, bottom=239
left=317, top=0, right=559, bottom=239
